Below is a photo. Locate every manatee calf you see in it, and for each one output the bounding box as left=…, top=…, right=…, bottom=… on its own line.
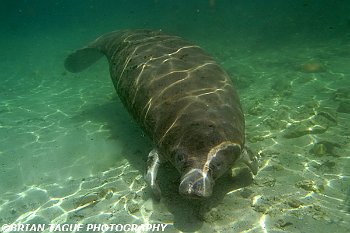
left=65, top=29, right=257, bottom=199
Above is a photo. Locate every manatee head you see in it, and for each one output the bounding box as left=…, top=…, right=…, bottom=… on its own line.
left=174, top=142, right=242, bottom=199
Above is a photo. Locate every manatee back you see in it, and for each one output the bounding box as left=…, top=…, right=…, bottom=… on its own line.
left=64, top=30, right=245, bottom=159
left=101, top=30, right=245, bottom=154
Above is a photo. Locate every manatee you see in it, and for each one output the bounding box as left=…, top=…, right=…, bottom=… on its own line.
left=64, top=29, right=257, bottom=199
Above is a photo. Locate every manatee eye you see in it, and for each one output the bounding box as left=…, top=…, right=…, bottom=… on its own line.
left=174, top=150, right=187, bottom=172
left=175, top=152, right=185, bottom=165
left=209, top=159, right=224, bottom=171
left=209, top=159, right=226, bottom=180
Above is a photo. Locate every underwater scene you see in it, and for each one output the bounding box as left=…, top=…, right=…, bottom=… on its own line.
left=0, top=0, right=350, bottom=232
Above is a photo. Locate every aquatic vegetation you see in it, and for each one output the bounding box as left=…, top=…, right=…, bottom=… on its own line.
left=299, top=61, right=326, bottom=73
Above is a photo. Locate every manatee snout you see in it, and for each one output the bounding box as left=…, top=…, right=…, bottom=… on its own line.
left=177, top=143, right=243, bottom=199
left=179, top=169, right=214, bottom=198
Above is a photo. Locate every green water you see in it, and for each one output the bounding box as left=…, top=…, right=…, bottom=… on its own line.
left=0, top=1, right=349, bottom=232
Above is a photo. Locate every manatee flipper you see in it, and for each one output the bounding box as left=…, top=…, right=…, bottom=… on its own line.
left=145, top=149, right=161, bottom=200
left=238, top=147, right=259, bottom=175
left=64, top=47, right=103, bottom=73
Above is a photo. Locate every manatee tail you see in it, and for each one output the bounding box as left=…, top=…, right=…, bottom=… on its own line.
left=64, top=47, right=103, bottom=73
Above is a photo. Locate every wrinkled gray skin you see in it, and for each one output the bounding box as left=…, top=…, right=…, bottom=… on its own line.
left=65, top=29, right=257, bottom=199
